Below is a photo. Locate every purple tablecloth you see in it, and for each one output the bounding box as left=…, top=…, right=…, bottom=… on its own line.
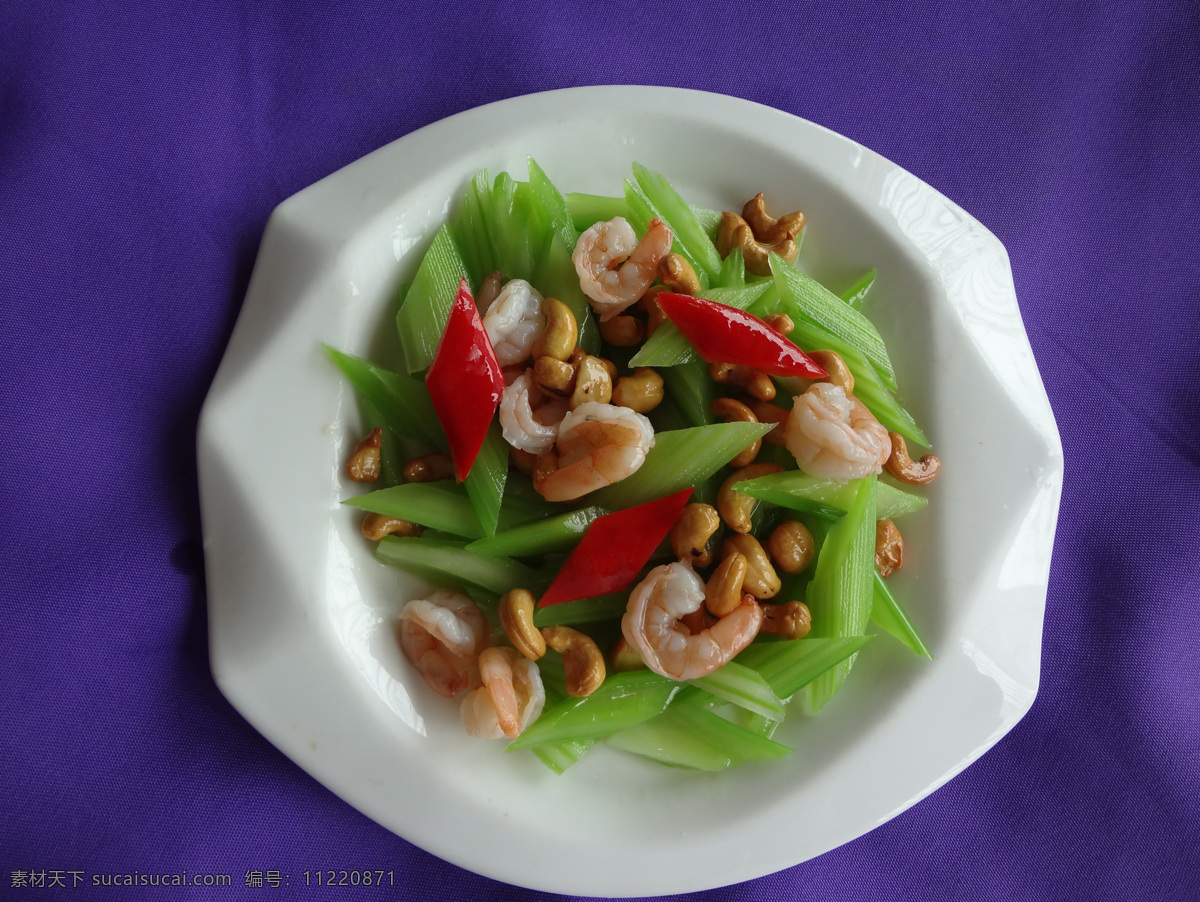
left=3, top=2, right=1198, bottom=899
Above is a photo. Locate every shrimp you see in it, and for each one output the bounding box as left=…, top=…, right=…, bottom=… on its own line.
left=397, top=591, right=489, bottom=697
left=498, top=371, right=568, bottom=455
left=533, top=401, right=655, bottom=502
left=785, top=382, right=890, bottom=481
left=573, top=216, right=673, bottom=321
left=622, top=562, right=763, bottom=681
left=482, top=278, right=545, bottom=366
left=460, top=647, right=545, bottom=739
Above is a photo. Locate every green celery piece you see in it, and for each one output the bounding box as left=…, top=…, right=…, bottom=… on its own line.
left=495, top=478, right=561, bottom=531
left=871, top=571, right=933, bottom=659
left=533, top=591, right=629, bottom=628
left=565, top=192, right=629, bottom=233
left=632, top=163, right=723, bottom=281
left=606, top=702, right=792, bottom=771
left=506, top=671, right=681, bottom=750
left=526, top=158, right=577, bottom=252
left=660, top=356, right=716, bottom=427
left=689, top=661, right=784, bottom=721
left=805, top=475, right=877, bottom=711
left=628, top=283, right=770, bottom=368
left=344, top=481, right=482, bottom=539
left=769, top=254, right=898, bottom=391
left=451, top=169, right=496, bottom=288
left=323, top=346, right=446, bottom=452
left=375, top=536, right=537, bottom=596
left=690, top=204, right=722, bottom=243
left=395, top=224, right=473, bottom=374
left=736, top=635, right=873, bottom=700
left=357, top=397, right=403, bottom=487
left=463, top=423, right=507, bottom=537
left=717, top=246, right=746, bottom=288
left=840, top=269, right=876, bottom=310
left=465, top=506, right=607, bottom=557
left=622, top=178, right=708, bottom=290
left=486, top=173, right=548, bottom=283
left=842, top=344, right=930, bottom=448
left=589, top=421, right=774, bottom=511
left=532, top=740, right=597, bottom=775
left=733, top=471, right=928, bottom=520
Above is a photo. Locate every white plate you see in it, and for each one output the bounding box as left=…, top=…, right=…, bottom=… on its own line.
left=198, top=86, right=1063, bottom=896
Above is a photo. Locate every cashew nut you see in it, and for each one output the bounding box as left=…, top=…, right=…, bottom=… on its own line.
left=706, top=552, right=748, bottom=617
left=597, top=312, right=645, bottom=347
left=669, top=502, right=721, bottom=567
left=346, top=428, right=382, bottom=482
left=709, top=362, right=775, bottom=401
left=742, top=193, right=806, bottom=245
left=722, top=533, right=781, bottom=599
left=807, top=349, right=854, bottom=393
left=610, top=636, right=646, bottom=672
left=531, top=296, right=578, bottom=361
left=533, top=355, right=576, bottom=396
left=541, top=625, right=606, bottom=697
left=612, top=367, right=664, bottom=413
left=884, top=432, right=941, bottom=485
left=716, top=212, right=797, bottom=277
left=569, top=355, right=613, bottom=410
left=759, top=600, right=812, bottom=639
left=403, top=451, right=454, bottom=483
left=360, top=513, right=422, bottom=541
left=768, top=520, right=815, bottom=574
left=718, top=462, right=783, bottom=534
left=875, top=518, right=904, bottom=577
left=657, top=253, right=701, bottom=295
left=762, top=312, right=795, bottom=335
left=638, top=285, right=670, bottom=336
left=745, top=398, right=789, bottom=445
left=710, top=397, right=761, bottom=467
left=498, top=589, right=546, bottom=660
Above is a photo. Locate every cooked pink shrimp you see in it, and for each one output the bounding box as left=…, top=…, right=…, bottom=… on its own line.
left=573, top=216, right=673, bottom=321
left=460, top=647, right=545, bottom=739
left=397, top=591, right=489, bottom=697
left=533, top=401, right=655, bottom=502
left=482, top=278, right=545, bottom=366
left=622, top=562, right=763, bottom=681
left=786, top=382, right=890, bottom=481
left=499, top=371, right=568, bottom=455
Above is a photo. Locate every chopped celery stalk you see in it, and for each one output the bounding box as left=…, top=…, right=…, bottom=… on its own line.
left=505, top=671, right=680, bottom=750
left=632, top=162, right=723, bottom=281
left=495, top=478, right=562, bottom=531
left=606, top=702, right=792, bottom=771
left=526, top=157, right=577, bottom=252
left=589, top=421, right=774, bottom=511
left=395, top=225, right=473, bottom=374
left=323, top=346, right=446, bottom=452
left=344, top=481, right=482, bottom=539
left=465, top=506, right=607, bottom=557
left=622, top=179, right=708, bottom=290
left=463, top=423, right=507, bottom=536
left=357, top=397, right=403, bottom=487
left=534, top=231, right=600, bottom=355
left=769, top=255, right=898, bottom=392
left=486, top=173, right=549, bottom=284
left=736, top=636, right=873, bottom=700
left=660, top=356, right=716, bottom=427
left=871, top=571, right=933, bottom=659
left=840, top=345, right=930, bottom=448
left=717, top=246, right=746, bottom=288
left=690, top=204, right=722, bottom=243
left=565, top=192, right=629, bottom=233
left=533, top=591, right=628, bottom=627
left=805, top=475, right=877, bottom=711
left=376, top=536, right=537, bottom=595
left=840, top=269, right=876, bottom=310
left=451, top=169, right=496, bottom=288
left=532, top=740, right=596, bottom=775
left=689, top=661, right=785, bottom=721
left=628, top=283, right=769, bottom=368
left=733, top=470, right=928, bottom=520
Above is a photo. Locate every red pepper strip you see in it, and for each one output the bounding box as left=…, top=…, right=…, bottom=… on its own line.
left=425, top=278, right=505, bottom=482
left=538, top=488, right=694, bottom=607
left=655, top=292, right=827, bottom=379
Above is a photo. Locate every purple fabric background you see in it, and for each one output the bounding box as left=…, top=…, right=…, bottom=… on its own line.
left=3, top=1, right=1198, bottom=899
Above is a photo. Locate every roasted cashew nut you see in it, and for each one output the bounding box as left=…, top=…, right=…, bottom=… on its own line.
left=807, top=349, right=854, bottom=393
left=742, top=193, right=806, bottom=245
left=670, top=502, right=721, bottom=567
left=718, top=462, right=783, bottom=534
left=875, top=518, right=904, bottom=577
left=612, top=367, right=664, bottom=413
left=403, top=451, right=454, bottom=483
left=716, top=212, right=797, bottom=277
left=709, top=362, right=775, bottom=401
left=762, top=312, right=795, bottom=335
left=768, top=520, right=814, bottom=574
left=531, top=296, right=578, bottom=361
left=477, top=270, right=506, bottom=313
left=360, top=513, right=422, bottom=541
left=569, top=355, right=613, bottom=410
left=884, top=432, right=941, bottom=485
left=638, top=285, right=670, bottom=336
left=541, top=625, right=606, bottom=697
left=533, top=355, right=576, bottom=396
left=657, top=253, right=702, bottom=295
left=710, top=397, right=761, bottom=467
left=722, top=533, right=781, bottom=599
left=347, top=428, right=383, bottom=482
left=610, top=636, right=646, bottom=672
left=597, top=312, right=645, bottom=347
left=498, top=589, right=546, bottom=660
left=759, top=600, right=812, bottom=639
left=745, top=398, right=789, bottom=446
left=706, top=552, right=748, bottom=617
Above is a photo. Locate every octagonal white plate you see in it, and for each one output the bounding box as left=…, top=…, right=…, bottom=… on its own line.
left=198, top=86, right=1063, bottom=896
